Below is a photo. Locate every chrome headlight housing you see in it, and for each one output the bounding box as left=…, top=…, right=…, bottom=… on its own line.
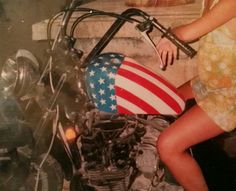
left=1, top=49, right=40, bottom=98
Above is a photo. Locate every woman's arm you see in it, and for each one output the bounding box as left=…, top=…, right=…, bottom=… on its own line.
left=174, top=0, right=236, bottom=42
left=156, top=0, right=236, bottom=68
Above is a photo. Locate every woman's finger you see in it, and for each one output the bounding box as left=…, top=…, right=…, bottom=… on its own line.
left=173, top=46, right=178, bottom=60
left=167, top=51, right=174, bottom=66
left=161, top=50, right=168, bottom=67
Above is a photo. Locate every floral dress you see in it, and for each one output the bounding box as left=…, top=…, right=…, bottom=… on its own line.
left=191, top=0, right=236, bottom=132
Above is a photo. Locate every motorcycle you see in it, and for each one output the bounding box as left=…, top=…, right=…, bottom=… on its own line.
left=3, top=0, right=234, bottom=191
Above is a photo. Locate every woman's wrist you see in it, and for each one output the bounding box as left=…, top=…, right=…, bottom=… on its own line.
left=172, top=24, right=200, bottom=43
left=171, top=26, right=186, bottom=41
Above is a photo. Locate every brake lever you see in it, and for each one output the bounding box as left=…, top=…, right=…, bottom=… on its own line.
left=135, top=25, right=165, bottom=69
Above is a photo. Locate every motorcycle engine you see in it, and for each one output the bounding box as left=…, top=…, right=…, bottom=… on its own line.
left=80, top=113, right=145, bottom=191
left=80, top=112, right=174, bottom=191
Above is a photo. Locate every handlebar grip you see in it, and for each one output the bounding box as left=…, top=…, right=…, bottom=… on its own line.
left=152, top=19, right=197, bottom=58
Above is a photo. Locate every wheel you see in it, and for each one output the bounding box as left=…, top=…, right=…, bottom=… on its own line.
left=70, top=175, right=95, bottom=191
left=22, top=154, right=64, bottom=191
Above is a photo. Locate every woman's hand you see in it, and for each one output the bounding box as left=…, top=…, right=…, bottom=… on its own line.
left=156, top=37, right=178, bottom=69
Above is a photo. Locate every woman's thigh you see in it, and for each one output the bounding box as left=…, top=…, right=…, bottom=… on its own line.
left=158, top=104, right=225, bottom=151
left=177, top=81, right=194, bottom=101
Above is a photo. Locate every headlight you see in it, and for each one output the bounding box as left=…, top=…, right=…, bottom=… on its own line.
left=1, top=49, right=40, bottom=98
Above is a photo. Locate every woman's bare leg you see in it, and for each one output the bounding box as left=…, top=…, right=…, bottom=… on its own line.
left=157, top=101, right=224, bottom=191
left=177, top=81, right=194, bottom=100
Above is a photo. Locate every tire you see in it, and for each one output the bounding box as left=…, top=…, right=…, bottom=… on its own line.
left=70, top=175, right=95, bottom=191
left=22, top=154, right=64, bottom=191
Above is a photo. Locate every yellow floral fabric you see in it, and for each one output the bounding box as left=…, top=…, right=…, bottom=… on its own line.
left=192, top=25, right=236, bottom=132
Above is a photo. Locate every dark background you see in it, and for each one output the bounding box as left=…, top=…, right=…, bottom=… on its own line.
left=0, top=0, right=66, bottom=69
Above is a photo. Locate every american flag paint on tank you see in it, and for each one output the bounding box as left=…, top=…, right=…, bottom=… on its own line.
left=85, top=53, right=185, bottom=115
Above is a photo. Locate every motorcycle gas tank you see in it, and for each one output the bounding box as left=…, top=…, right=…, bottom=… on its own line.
left=85, top=53, right=185, bottom=115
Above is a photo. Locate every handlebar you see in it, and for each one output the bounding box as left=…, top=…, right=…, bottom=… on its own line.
left=61, top=0, right=83, bottom=36
left=151, top=17, right=197, bottom=58
left=80, top=8, right=196, bottom=67
left=47, top=3, right=197, bottom=67
left=82, top=8, right=146, bottom=67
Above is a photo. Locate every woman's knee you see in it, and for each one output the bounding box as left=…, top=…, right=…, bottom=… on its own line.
left=156, top=132, right=179, bottom=163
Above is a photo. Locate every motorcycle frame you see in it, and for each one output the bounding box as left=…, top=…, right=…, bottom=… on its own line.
left=42, top=0, right=197, bottom=183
